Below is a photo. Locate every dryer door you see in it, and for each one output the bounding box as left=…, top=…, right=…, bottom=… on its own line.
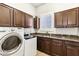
left=0, top=32, right=23, bottom=56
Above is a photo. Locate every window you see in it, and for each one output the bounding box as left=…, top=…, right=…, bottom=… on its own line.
left=40, top=14, right=52, bottom=28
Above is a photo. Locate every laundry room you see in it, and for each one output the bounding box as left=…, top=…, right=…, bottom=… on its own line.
left=1, top=0, right=79, bottom=59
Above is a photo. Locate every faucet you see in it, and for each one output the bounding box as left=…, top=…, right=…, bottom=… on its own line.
left=46, top=31, right=51, bottom=37
left=46, top=31, right=49, bottom=34
left=49, top=33, right=51, bottom=38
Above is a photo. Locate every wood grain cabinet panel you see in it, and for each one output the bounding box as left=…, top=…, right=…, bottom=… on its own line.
left=67, top=8, right=78, bottom=27
left=0, top=3, right=13, bottom=27
left=0, top=3, right=34, bottom=27
left=55, top=12, right=63, bottom=27
left=37, top=37, right=64, bottom=56
left=37, top=37, right=45, bottom=52
left=62, top=11, right=68, bottom=27
left=34, top=16, right=40, bottom=29
left=37, top=37, right=42, bottom=51
left=50, top=39, right=64, bottom=56
left=65, top=41, right=79, bottom=56
left=24, top=14, right=33, bottom=28
left=13, top=9, right=24, bottom=27
left=43, top=37, right=51, bottom=55
left=37, top=37, right=51, bottom=55
left=37, top=36, right=79, bottom=56
left=66, top=46, right=79, bottom=56
left=55, top=7, right=79, bottom=28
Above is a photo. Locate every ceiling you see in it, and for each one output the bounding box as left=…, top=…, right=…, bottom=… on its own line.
left=31, top=3, right=46, bottom=8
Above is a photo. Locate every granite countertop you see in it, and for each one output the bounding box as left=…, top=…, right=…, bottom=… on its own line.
left=32, top=33, right=79, bottom=42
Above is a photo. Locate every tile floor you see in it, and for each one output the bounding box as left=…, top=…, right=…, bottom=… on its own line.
left=36, top=50, right=49, bottom=56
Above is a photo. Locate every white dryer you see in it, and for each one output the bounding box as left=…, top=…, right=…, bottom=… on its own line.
left=0, top=27, right=24, bottom=56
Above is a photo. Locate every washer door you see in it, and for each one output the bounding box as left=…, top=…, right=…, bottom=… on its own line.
left=0, top=32, right=23, bottom=56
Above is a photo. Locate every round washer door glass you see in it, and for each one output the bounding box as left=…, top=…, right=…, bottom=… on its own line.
left=1, top=36, right=21, bottom=51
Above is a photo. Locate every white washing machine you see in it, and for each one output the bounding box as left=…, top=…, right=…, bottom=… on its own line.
left=24, top=36, right=37, bottom=56
left=0, top=27, right=24, bottom=56
left=24, top=28, right=37, bottom=56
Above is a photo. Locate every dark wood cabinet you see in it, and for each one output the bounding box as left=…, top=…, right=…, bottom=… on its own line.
left=37, top=37, right=42, bottom=51
left=43, top=37, right=51, bottom=55
left=0, top=3, right=33, bottom=27
left=67, top=8, right=78, bottom=27
left=37, top=37, right=64, bottom=56
left=65, top=41, right=79, bottom=56
left=13, top=9, right=24, bottom=27
left=37, top=37, right=51, bottom=55
left=62, top=11, right=68, bottom=27
left=50, top=39, right=64, bottom=56
left=0, top=3, right=13, bottom=27
left=37, top=37, right=46, bottom=52
left=14, top=9, right=33, bottom=27
left=37, top=36, right=79, bottom=56
left=55, top=7, right=79, bottom=28
left=55, top=12, right=63, bottom=27
left=24, top=14, right=33, bottom=28
left=34, top=16, right=40, bottom=29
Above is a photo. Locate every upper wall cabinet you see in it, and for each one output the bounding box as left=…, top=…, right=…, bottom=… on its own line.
left=0, top=3, right=33, bottom=27
left=55, top=12, right=63, bottom=28
left=0, top=3, right=13, bottom=27
left=33, top=16, right=40, bottom=29
left=67, top=8, right=78, bottom=27
left=55, top=7, right=79, bottom=28
left=62, top=11, right=68, bottom=27
left=13, top=9, right=24, bottom=27
left=24, top=14, right=33, bottom=28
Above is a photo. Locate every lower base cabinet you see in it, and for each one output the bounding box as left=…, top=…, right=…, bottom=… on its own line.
left=43, top=38, right=50, bottom=55
left=37, top=37, right=51, bottom=55
left=37, top=36, right=79, bottom=56
left=50, top=39, right=64, bottom=56
left=65, top=41, right=79, bottom=56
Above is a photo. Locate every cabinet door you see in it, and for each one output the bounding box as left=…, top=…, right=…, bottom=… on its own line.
left=37, top=37, right=45, bottom=52
left=0, top=3, right=13, bottom=27
left=34, top=16, right=40, bottom=29
left=62, top=11, right=68, bottom=27
left=37, top=37, right=50, bottom=55
left=37, top=37, right=42, bottom=50
left=55, top=12, right=63, bottom=28
left=66, top=45, right=79, bottom=56
left=14, top=9, right=24, bottom=27
left=67, top=8, right=78, bottom=27
left=24, top=14, right=33, bottom=28
left=51, top=39, right=64, bottom=56
left=33, top=18, right=37, bottom=28
left=40, top=39, right=46, bottom=52
left=43, top=37, right=50, bottom=55
left=65, top=41, right=79, bottom=56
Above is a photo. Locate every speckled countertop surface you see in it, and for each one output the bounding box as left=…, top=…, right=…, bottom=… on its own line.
left=32, top=33, right=79, bottom=42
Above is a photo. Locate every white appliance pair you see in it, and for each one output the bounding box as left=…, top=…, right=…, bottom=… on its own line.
left=0, top=27, right=24, bottom=56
